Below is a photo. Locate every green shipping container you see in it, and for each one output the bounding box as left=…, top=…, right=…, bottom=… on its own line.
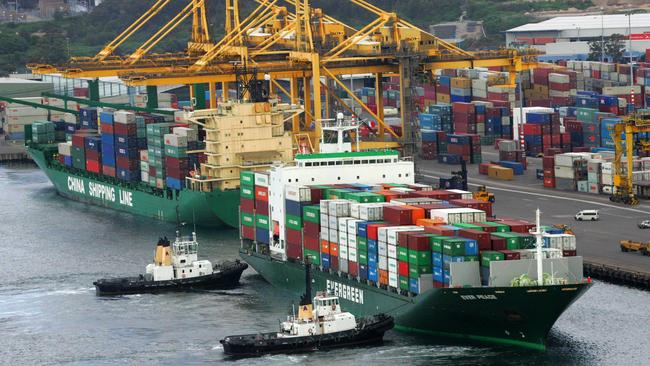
left=304, top=249, right=321, bottom=265
left=453, top=223, right=483, bottom=230
left=464, top=255, right=479, bottom=262
left=399, top=276, right=409, bottom=291
left=303, top=205, right=321, bottom=224
left=398, top=247, right=409, bottom=262
left=481, top=251, right=505, bottom=268
left=256, top=214, right=270, bottom=230
left=358, top=241, right=368, bottom=254
left=240, top=185, right=254, bottom=199
left=409, top=265, right=432, bottom=278
left=346, top=192, right=385, bottom=203
left=240, top=171, right=255, bottom=185
left=492, top=232, right=521, bottom=250
left=481, top=221, right=510, bottom=232
left=358, top=251, right=368, bottom=265
left=327, top=188, right=351, bottom=199
left=408, top=249, right=431, bottom=266
left=442, top=238, right=465, bottom=256
left=357, top=236, right=367, bottom=247
left=165, top=146, right=187, bottom=158
left=241, top=212, right=255, bottom=227
left=431, top=236, right=445, bottom=252
left=286, top=214, right=303, bottom=231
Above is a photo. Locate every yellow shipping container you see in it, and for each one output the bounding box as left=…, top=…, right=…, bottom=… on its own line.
left=451, top=77, right=472, bottom=89
left=488, top=166, right=514, bottom=181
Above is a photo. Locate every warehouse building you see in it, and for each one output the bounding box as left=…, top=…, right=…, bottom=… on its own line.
left=506, top=13, right=650, bottom=61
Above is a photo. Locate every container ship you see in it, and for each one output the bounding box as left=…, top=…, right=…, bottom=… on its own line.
left=239, top=117, right=591, bottom=350
left=26, top=85, right=296, bottom=227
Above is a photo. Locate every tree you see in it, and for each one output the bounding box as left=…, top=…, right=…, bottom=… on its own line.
left=588, top=33, right=626, bottom=63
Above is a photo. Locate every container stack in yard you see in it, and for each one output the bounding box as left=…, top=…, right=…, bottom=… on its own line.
left=240, top=170, right=579, bottom=293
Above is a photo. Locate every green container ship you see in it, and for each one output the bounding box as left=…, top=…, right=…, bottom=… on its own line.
left=238, top=119, right=592, bottom=350
left=27, top=98, right=296, bottom=228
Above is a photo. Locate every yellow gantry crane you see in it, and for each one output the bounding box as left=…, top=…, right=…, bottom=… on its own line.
left=29, top=0, right=538, bottom=153
left=610, top=111, right=650, bottom=205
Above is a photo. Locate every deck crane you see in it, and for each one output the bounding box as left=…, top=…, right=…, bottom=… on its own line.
left=29, top=0, right=539, bottom=153
left=610, top=111, right=650, bottom=205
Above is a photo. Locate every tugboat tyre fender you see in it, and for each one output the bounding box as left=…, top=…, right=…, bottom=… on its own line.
left=332, top=304, right=336, bottom=310
left=309, top=328, right=313, bottom=336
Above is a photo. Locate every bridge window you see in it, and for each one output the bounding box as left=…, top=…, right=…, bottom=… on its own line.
left=344, top=161, right=353, bottom=165
left=328, top=161, right=335, bottom=166
left=357, top=176, right=360, bottom=179
left=382, top=174, right=386, bottom=178
left=306, top=162, right=312, bottom=167
left=369, top=159, right=376, bottom=164
left=313, top=162, right=320, bottom=166
left=362, top=160, right=368, bottom=164
left=353, top=160, right=360, bottom=165
left=399, top=174, right=402, bottom=177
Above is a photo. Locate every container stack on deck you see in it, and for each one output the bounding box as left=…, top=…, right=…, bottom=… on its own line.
left=241, top=174, right=579, bottom=292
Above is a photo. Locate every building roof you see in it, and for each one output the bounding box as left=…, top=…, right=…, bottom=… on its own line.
left=507, top=13, right=650, bottom=33
left=0, top=77, right=50, bottom=84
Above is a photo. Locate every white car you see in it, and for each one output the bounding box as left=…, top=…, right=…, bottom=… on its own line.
left=575, top=210, right=599, bottom=221
left=638, top=220, right=650, bottom=229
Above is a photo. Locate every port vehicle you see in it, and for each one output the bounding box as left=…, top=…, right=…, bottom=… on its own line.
left=238, top=117, right=591, bottom=350
left=552, top=224, right=574, bottom=235
left=575, top=210, right=599, bottom=221
left=93, top=231, right=248, bottom=295
left=619, top=240, right=650, bottom=255
left=473, top=185, right=495, bottom=203
left=638, top=220, right=650, bottom=229
left=220, top=263, right=393, bottom=357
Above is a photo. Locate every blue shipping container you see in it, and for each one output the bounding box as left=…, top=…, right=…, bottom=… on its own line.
left=409, top=278, right=421, bottom=294
left=433, top=266, right=443, bottom=283
left=117, top=168, right=139, bottom=182
left=166, top=176, right=184, bottom=190
left=526, top=112, right=552, bottom=124
left=359, top=264, right=368, bottom=280
left=256, top=227, right=270, bottom=244
left=432, top=252, right=443, bottom=268
left=100, top=111, right=114, bottom=124
left=368, top=266, right=378, bottom=282
left=499, top=161, right=525, bottom=175
left=85, top=136, right=101, bottom=151
left=285, top=199, right=303, bottom=217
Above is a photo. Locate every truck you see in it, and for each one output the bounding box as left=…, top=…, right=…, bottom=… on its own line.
left=619, top=240, right=650, bottom=255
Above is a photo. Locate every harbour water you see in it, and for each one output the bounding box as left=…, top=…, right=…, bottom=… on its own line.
left=1, top=164, right=649, bottom=365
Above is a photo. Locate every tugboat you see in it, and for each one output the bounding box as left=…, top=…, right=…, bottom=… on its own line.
left=93, top=231, right=248, bottom=296
left=219, top=262, right=394, bottom=357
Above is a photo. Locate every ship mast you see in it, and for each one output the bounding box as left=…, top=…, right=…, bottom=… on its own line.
left=533, top=208, right=544, bottom=286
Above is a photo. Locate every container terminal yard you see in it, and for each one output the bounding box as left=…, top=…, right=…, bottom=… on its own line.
left=1, top=0, right=650, bottom=364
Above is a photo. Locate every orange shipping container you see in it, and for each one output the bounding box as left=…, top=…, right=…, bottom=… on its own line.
left=321, top=240, right=330, bottom=254
left=378, top=269, right=389, bottom=285
left=416, top=218, right=445, bottom=227
left=330, top=243, right=339, bottom=257
left=378, top=190, right=401, bottom=202
left=404, top=205, right=425, bottom=223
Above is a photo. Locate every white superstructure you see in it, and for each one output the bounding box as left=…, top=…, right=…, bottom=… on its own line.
left=278, top=292, right=357, bottom=337
left=145, top=232, right=214, bottom=281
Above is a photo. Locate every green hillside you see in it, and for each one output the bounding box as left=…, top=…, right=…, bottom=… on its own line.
left=0, top=0, right=593, bottom=75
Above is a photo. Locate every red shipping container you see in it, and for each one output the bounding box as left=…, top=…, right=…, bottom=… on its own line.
left=424, top=226, right=455, bottom=237
left=304, top=235, right=320, bottom=251
left=367, top=223, right=388, bottom=240
left=330, top=256, right=339, bottom=271
left=100, top=124, right=114, bottom=135
left=255, top=200, right=269, bottom=215
left=309, top=188, right=323, bottom=203
left=378, top=190, right=403, bottom=202
left=500, top=220, right=535, bottom=233
left=286, top=228, right=302, bottom=246
left=383, top=206, right=413, bottom=225
left=499, top=250, right=521, bottom=260
left=543, top=177, right=556, bottom=188
left=491, top=236, right=507, bottom=251
left=72, top=134, right=86, bottom=147
left=523, top=124, right=542, bottom=135
left=85, top=150, right=100, bottom=161
left=479, top=163, right=496, bottom=175
left=117, top=157, right=138, bottom=170
left=434, top=281, right=444, bottom=288
left=563, top=250, right=577, bottom=257
left=241, top=225, right=255, bottom=240
left=449, top=199, right=493, bottom=217
left=543, top=168, right=554, bottom=177
left=397, top=231, right=413, bottom=248
left=415, top=190, right=461, bottom=200
left=398, top=261, right=409, bottom=277
left=303, top=221, right=320, bottom=237
left=240, top=198, right=255, bottom=213
left=348, top=262, right=359, bottom=277
left=102, top=165, right=116, bottom=177
left=458, top=228, right=490, bottom=250
left=254, top=186, right=268, bottom=202
left=549, top=82, right=570, bottom=91
left=408, top=234, right=431, bottom=251
left=453, top=102, right=475, bottom=113
left=86, top=159, right=101, bottom=173
left=286, top=242, right=302, bottom=260
left=113, top=123, right=137, bottom=136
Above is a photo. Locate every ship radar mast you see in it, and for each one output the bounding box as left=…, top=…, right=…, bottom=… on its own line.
left=318, top=112, right=360, bottom=153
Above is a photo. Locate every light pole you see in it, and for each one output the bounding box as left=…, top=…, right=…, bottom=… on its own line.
left=600, top=8, right=604, bottom=63
left=627, top=9, right=635, bottom=113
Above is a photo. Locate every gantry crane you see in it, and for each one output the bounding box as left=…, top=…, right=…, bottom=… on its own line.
left=610, top=111, right=650, bottom=205
left=29, top=0, right=539, bottom=153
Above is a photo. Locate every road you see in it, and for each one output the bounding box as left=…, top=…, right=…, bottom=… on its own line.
left=416, top=150, right=650, bottom=275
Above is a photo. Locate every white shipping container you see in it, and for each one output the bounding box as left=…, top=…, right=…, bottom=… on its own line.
left=359, top=204, right=383, bottom=221
left=429, top=208, right=485, bottom=224
left=378, top=241, right=388, bottom=257
left=320, top=213, right=329, bottom=229
left=328, top=215, right=338, bottom=229
left=286, top=185, right=311, bottom=202
left=388, top=272, right=399, bottom=288
left=114, top=110, right=136, bottom=124
left=447, top=189, right=474, bottom=199
left=338, top=217, right=353, bottom=233
left=57, top=142, right=72, bottom=156
left=378, top=255, right=388, bottom=270
left=140, top=161, right=149, bottom=171
left=339, top=231, right=348, bottom=246
left=328, top=228, right=338, bottom=244
left=164, top=133, right=188, bottom=147
left=340, top=245, right=349, bottom=260
left=141, top=171, right=149, bottom=183
left=562, top=235, right=577, bottom=250
left=348, top=235, right=357, bottom=249
left=320, top=231, right=329, bottom=242
left=349, top=246, right=357, bottom=262
left=390, top=187, right=414, bottom=193
left=139, top=149, right=148, bottom=162
left=387, top=244, right=397, bottom=259
left=172, top=127, right=199, bottom=140
left=386, top=226, right=423, bottom=245
left=554, top=166, right=575, bottom=179
left=328, top=201, right=351, bottom=217
left=388, top=258, right=398, bottom=274
left=254, top=172, right=269, bottom=187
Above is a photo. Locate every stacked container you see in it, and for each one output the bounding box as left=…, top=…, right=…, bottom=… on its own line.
left=114, top=111, right=140, bottom=182
left=100, top=111, right=116, bottom=177
left=164, top=131, right=189, bottom=189
left=146, top=122, right=175, bottom=188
